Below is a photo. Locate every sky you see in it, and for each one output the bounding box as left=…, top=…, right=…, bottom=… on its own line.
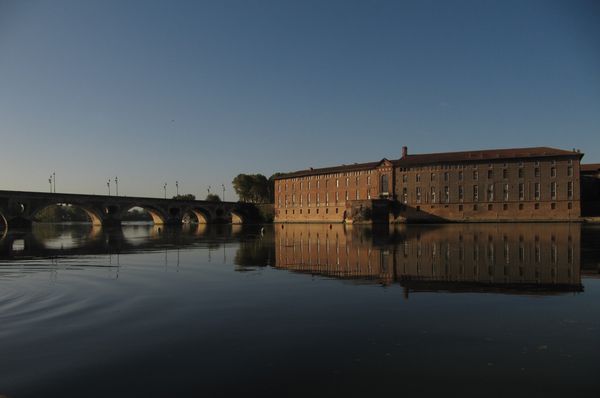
left=0, top=0, right=598, bottom=199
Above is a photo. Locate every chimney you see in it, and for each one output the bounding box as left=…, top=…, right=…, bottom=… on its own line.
left=402, top=146, right=408, bottom=158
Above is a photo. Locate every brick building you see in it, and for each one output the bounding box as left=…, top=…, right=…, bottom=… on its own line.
left=274, top=146, right=584, bottom=223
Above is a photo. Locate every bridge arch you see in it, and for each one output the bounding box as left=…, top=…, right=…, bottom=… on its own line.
left=183, top=207, right=212, bottom=224
left=31, top=203, right=104, bottom=226
left=231, top=210, right=245, bottom=224
left=122, top=205, right=167, bottom=225
left=0, top=211, right=7, bottom=240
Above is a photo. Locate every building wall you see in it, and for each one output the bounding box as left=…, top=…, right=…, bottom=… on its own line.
left=274, top=162, right=394, bottom=222
left=274, top=151, right=583, bottom=223
left=394, top=157, right=581, bottom=221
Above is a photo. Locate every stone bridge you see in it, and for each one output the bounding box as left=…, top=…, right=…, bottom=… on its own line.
left=0, top=190, right=261, bottom=229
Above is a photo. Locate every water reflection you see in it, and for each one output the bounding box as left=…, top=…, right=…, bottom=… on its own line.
left=275, top=223, right=584, bottom=295
left=1, top=222, right=597, bottom=296
left=0, top=223, right=261, bottom=260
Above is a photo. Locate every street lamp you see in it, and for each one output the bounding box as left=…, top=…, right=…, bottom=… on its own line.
left=163, top=182, right=167, bottom=199
left=49, top=175, right=53, bottom=193
left=207, top=185, right=211, bottom=195
left=115, top=176, right=119, bottom=196
left=222, top=184, right=225, bottom=201
left=53, top=171, right=56, bottom=193
left=176, top=180, right=179, bottom=196
left=107, top=179, right=111, bottom=196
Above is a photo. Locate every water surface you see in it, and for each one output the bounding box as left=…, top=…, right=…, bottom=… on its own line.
left=1, top=222, right=599, bottom=397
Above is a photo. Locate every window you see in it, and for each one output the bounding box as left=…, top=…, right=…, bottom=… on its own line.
left=431, top=187, right=437, bottom=203
left=473, top=185, right=479, bottom=202
left=416, top=174, right=421, bottom=182
left=402, top=174, right=408, bottom=183
left=518, top=168, right=524, bottom=178
left=345, top=191, right=348, bottom=201
left=459, top=204, right=463, bottom=211
left=307, top=193, right=310, bottom=206
left=367, top=176, right=371, bottom=186
left=488, top=169, right=493, bottom=179
left=431, top=172, right=436, bottom=181
left=534, top=167, right=540, bottom=178
left=567, top=181, right=573, bottom=199
left=473, top=170, right=479, bottom=180
left=567, top=166, right=573, bottom=177
left=487, top=184, right=494, bottom=201
left=503, top=183, right=509, bottom=201
left=535, top=183, right=540, bottom=200
left=458, top=171, right=463, bottom=181
left=488, top=204, right=493, bottom=211
left=444, top=172, right=449, bottom=182
left=519, top=183, right=525, bottom=200
left=551, top=203, right=556, bottom=210
left=473, top=204, right=478, bottom=211
left=380, top=174, right=389, bottom=194
left=503, top=203, right=508, bottom=211
left=367, top=189, right=371, bottom=199
left=534, top=203, right=540, bottom=210
left=519, top=203, right=524, bottom=210
left=416, top=187, right=422, bottom=203
left=355, top=190, right=359, bottom=200
left=551, top=182, right=556, bottom=200
left=444, top=186, right=449, bottom=203
left=503, top=169, right=508, bottom=179
left=402, top=187, right=408, bottom=203
left=458, top=185, right=464, bottom=201
left=568, top=202, right=572, bottom=210
left=550, top=167, right=556, bottom=178
left=336, top=179, right=339, bottom=188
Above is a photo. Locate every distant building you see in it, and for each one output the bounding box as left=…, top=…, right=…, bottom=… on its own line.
left=581, top=163, right=600, bottom=217
left=274, top=146, right=584, bottom=222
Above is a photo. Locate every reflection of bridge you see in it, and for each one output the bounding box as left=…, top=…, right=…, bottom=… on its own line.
left=0, top=223, right=263, bottom=259
left=0, top=190, right=260, bottom=229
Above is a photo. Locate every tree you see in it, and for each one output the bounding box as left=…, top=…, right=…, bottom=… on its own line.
left=205, top=193, right=221, bottom=202
left=232, top=173, right=276, bottom=203
left=173, top=194, right=196, bottom=200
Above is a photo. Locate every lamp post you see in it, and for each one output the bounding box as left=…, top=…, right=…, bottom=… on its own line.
left=107, top=179, right=111, bottom=196
left=115, top=176, right=118, bottom=196
left=49, top=175, right=53, bottom=193
left=53, top=172, right=56, bottom=193
left=207, top=185, right=211, bottom=196
left=222, top=184, right=225, bottom=201
left=176, top=180, right=179, bottom=196
left=163, top=182, right=167, bottom=199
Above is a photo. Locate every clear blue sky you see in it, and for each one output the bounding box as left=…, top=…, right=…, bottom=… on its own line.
left=1, top=0, right=598, bottom=199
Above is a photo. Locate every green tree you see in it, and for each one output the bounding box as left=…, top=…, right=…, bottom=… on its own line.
left=205, top=193, right=221, bottom=202
left=173, top=194, right=196, bottom=200
left=232, top=173, right=277, bottom=203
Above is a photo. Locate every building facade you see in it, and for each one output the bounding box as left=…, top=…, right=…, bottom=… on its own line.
left=274, top=147, right=584, bottom=223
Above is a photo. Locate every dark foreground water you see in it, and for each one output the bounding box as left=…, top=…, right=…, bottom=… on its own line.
left=0, top=222, right=599, bottom=397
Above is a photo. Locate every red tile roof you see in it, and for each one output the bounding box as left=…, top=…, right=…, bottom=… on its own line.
left=581, top=163, right=600, bottom=172
left=275, top=147, right=583, bottom=180
left=397, top=147, right=582, bottom=166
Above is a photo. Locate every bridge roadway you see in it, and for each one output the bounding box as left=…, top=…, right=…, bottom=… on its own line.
left=0, top=190, right=259, bottom=229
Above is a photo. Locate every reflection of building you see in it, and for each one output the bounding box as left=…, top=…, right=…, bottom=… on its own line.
left=274, top=224, right=582, bottom=295
left=274, top=147, right=584, bottom=222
